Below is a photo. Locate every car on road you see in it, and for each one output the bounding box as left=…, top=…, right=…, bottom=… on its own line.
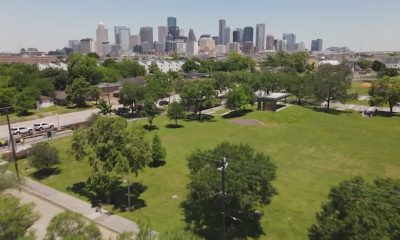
left=11, top=126, right=33, bottom=135
left=34, top=122, right=54, bottom=131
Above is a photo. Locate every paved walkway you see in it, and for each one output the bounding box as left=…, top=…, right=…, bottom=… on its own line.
left=22, top=178, right=139, bottom=236
left=325, top=102, right=400, bottom=113
left=7, top=189, right=117, bottom=240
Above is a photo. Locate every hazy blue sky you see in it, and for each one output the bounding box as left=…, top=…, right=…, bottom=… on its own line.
left=0, top=0, right=398, bottom=52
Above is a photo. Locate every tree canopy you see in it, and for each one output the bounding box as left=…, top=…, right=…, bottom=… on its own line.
left=309, top=177, right=400, bottom=240
left=0, top=195, right=39, bottom=240
left=183, top=142, right=277, bottom=239
left=45, top=211, right=102, bottom=240
left=369, top=76, right=400, bottom=113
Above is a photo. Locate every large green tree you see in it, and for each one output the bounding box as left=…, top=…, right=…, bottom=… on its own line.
left=312, top=64, right=352, bottom=111
left=182, top=59, right=200, bottom=73
left=309, top=177, right=400, bottom=240
left=181, top=80, right=217, bottom=120
left=143, top=99, right=160, bottom=127
left=0, top=195, right=39, bottom=240
left=183, top=142, right=277, bottom=239
left=65, top=77, right=91, bottom=107
left=369, top=76, right=400, bottom=113
left=45, top=211, right=102, bottom=240
left=71, top=116, right=151, bottom=203
left=68, top=53, right=102, bottom=85
left=151, top=134, right=166, bottom=164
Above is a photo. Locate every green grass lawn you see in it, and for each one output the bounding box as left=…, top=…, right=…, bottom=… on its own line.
left=13, top=106, right=400, bottom=239
left=349, top=81, right=371, bottom=96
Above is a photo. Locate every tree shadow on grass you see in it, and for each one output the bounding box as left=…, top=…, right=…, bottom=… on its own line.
left=148, top=160, right=166, bottom=168
left=30, top=167, right=61, bottom=180
left=182, top=198, right=264, bottom=240
left=222, top=109, right=253, bottom=119
left=184, top=113, right=215, bottom=122
left=165, top=124, right=185, bottom=129
left=308, top=106, right=352, bottom=115
left=375, top=111, right=400, bottom=118
left=143, top=125, right=159, bottom=131
left=68, top=180, right=147, bottom=212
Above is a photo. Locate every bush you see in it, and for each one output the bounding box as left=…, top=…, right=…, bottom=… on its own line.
left=29, top=142, right=60, bottom=170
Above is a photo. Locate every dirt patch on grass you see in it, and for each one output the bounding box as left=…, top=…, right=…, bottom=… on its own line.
left=361, top=82, right=371, bottom=88
left=229, top=119, right=265, bottom=126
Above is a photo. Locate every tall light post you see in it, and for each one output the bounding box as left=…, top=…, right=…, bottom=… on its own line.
left=123, top=179, right=131, bottom=211
left=2, top=106, right=20, bottom=181
left=217, top=157, right=228, bottom=240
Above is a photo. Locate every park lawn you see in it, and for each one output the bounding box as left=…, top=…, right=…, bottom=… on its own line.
left=14, top=106, right=400, bottom=239
left=349, top=81, right=371, bottom=96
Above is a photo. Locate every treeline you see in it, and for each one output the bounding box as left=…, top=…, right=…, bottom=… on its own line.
left=0, top=53, right=146, bottom=115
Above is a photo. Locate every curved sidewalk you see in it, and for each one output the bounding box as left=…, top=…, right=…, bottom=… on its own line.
left=23, top=178, right=139, bottom=235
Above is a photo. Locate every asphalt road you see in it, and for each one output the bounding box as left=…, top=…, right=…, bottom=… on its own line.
left=0, top=108, right=100, bottom=139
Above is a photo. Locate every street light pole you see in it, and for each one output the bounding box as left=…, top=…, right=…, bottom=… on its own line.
left=2, top=107, right=20, bottom=181
left=124, top=179, right=131, bottom=211
left=218, top=157, right=228, bottom=240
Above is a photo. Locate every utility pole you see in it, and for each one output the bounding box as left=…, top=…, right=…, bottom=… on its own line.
left=218, top=157, right=228, bottom=240
left=2, top=107, right=20, bottom=181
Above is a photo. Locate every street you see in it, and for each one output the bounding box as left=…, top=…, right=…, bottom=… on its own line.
left=0, top=108, right=100, bottom=139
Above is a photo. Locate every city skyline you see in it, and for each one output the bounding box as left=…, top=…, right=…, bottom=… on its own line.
left=1, top=0, right=399, bottom=52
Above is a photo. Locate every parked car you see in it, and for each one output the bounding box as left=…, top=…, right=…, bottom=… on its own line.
left=11, top=126, right=33, bottom=135
left=34, top=122, right=54, bottom=131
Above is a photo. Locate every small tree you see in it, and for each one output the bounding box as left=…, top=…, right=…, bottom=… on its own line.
left=151, top=134, right=166, bottom=164
left=98, top=99, right=112, bottom=115
left=226, top=84, right=254, bottom=111
left=45, top=211, right=102, bottom=240
left=0, top=195, right=39, bottom=240
left=144, top=99, right=160, bottom=127
left=89, top=86, right=102, bottom=104
left=369, top=76, right=400, bottom=113
left=65, top=78, right=91, bottom=107
left=29, top=142, right=60, bottom=170
left=167, top=102, right=186, bottom=126
left=312, top=64, right=352, bottom=111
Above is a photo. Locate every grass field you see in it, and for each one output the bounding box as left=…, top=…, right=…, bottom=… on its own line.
left=13, top=106, right=400, bottom=239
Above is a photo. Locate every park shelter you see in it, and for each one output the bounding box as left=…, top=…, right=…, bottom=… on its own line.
left=256, top=91, right=290, bottom=112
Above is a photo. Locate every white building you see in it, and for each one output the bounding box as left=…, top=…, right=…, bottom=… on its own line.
left=216, top=44, right=227, bottom=54
left=199, top=37, right=215, bottom=52
left=139, top=60, right=185, bottom=73
left=228, top=42, right=241, bottom=53
left=37, top=62, right=68, bottom=71
left=176, top=41, right=187, bottom=54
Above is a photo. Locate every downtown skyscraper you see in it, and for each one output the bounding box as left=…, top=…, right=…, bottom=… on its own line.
left=96, top=22, right=109, bottom=56
left=243, top=26, right=254, bottom=43
left=114, top=26, right=131, bottom=52
left=219, top=19, right=226, bottom=45
left=311, top=39, right=323, bottom=52
left=256, top=23, right=265, bottom=52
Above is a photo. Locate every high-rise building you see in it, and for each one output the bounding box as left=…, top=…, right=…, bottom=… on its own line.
left=223, top=27, right=231, bottom=45
left=68, top=40, right=80, bottom=52
left=176, top=39, right=187, bottom=54
left=130, top=35, right=141, bottom=48
left=199, top=37, right=216, bottom=52
left=140, top=27, right=153, bottom=45
left=168, top=26, right=179, bottom=40
left=241, top=42, right=254, bottom=55
left=158, top=26, right=168, bottom=43
left=167, top=17, right=177, bottom=28
left=96, top=22, right=109, bottom=56
left=188, top=29, right=196, bottom=41
left=233, top=30, right=240, bottom=43
left=283, top=33, right=296, bottom=45
left=114, top=26, right=131, bottom=52
left=256, top=24, right=266, bottom=52
left=266, top=35, right=275, bottom=50
left=212, top=36, right=220, bottom=46
left=179, top=29, right=185, bottom=38
left=277, top=40, right=287, bottom=51
left=219, top=19, right=226, bottom=44
left=79, top=38, right=95, bottom=54
left=216, top=45, right=227, bottom=55
left=187, top=40, right=198, bottom=55
left=311, top=39, right=323, bottom=52
left=243, top=26, right=254, bottom=43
